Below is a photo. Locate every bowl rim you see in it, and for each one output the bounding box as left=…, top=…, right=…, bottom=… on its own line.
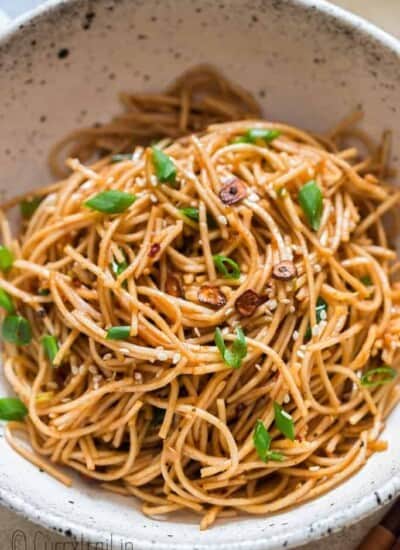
left=0, top=0, right=399, bottom=548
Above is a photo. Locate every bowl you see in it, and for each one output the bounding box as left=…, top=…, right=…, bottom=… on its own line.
left=0, top=1, right=399, bottom=548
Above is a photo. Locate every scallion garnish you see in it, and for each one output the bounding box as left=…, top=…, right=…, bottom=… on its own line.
left=179, top=207, right=199, bottom=222
left=273, top=402, right=295, bottom=441
left=298, top=180, right=323, bottom=231
left=106, top=325, right=131, bottom=340
left=253, top=420, right=284, bottom=462
left=305, top=296, right=328, bottom=340
left=85, top=190, right=136, bottom=214
left=360, top=275, right=373, bottom=286
left=214, top=326, right=247, bottom=369
left=41, top=335, right=59, bottom=364
left=213, top=254, right=241, bottom=279
left=152, top=147, right=177, bottom=185
left=38, top=288, right=50, bottom=296
left=2, top=315, right=32, bottom=345
left=0, top=288, right=14, bottom=314
left=0, top=397, right=28, bottom=421
left=0, top=246, right=14, bottom=272
left=20, top=197, right=42, bottom=219
left=244, top=128, right=281, bottom=144
left=360, top=366, right=396, bottom=388
left=111, top=154, right=133, bottom=163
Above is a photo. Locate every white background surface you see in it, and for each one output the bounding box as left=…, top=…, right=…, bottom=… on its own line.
left=0, top=1, right=398, bottom=548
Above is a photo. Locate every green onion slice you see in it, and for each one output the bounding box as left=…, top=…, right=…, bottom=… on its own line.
left=298, top=180, right=323, bottom=231
left=213, top=255, right=240, bottom=279
left=253, top=420, right=284, bottom=462
left=273, top=402, right=295, bottom=441
left=0, top=288, right=14, bottom=314
left=106, top=326, right=131, bottom=340
left=41, top=335, right=59, bottom=364
left=111, top=154, right=133, bottom=163
left=0, top=246, right=14, bottom=272
left=360, top=366, right=397, bottom=388
left=179, top=207, right=199, bottom=222
left=0, top=397, right=28, bottom=421
left=245, top=128, right=281, bottom=143
left=20, top=196, right=42, bottom=219
left=152, top=147, right=177, bottom=185
left=85, top=190, right=136, bottom=214
left=305, top=296, right=328, bottom=340
left=2, top=315, right=32, bottom=345
left=360, top=275, right=373, bottom=286
left=214, top=326, right=247, bottom=369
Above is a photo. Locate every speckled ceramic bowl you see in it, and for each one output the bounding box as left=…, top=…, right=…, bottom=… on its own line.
left=0, top=1, right=399, bottom=548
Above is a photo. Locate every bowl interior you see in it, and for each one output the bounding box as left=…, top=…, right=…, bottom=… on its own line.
left=0, top=1, right=399, bottom=548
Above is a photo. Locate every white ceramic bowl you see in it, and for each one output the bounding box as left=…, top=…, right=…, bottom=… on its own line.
left=0, top=1, right=399, bottom=548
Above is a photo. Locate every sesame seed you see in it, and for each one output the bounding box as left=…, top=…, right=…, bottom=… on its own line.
left=297, top=350, right=305, bottom=359
left=80, top=181, right=93, bottom=191
left=136, top=177, right=146, bottom=187
left=289, top=305, right=296, bottom=313
left=309, top=465, right=320, bottom=472
left=106, top=176, right=115, bottom=184
left=157, top=351, right=168, bottom=361
left=71, top=366, right=79, bottom=375
left=194, top=327, right=201, bottom=337
left=102, top=353, right=112, bottom=361
left=280, top=298, right=291, bottom=305
left=248, top=192, right=260, bottom=203
left=314, top=264, right=322, bottom=273
left=266, top=299, right=278, bottom=311
left=150, top=175, right=158, bottom=186
left=120, top=348, right=130, bottom=354
left=319, top=310, right=327, bottom=321
left=221, top=327, right=230, bottom=335
left=312, top=325, right=320, bottom=337
left=217, top=215, right=228, bottom=225
left=149, top=193, right=158, bottom=203
left=224, top=307, right=234, bottom=316
left=292, top=330, right=299, bottom=341
left=283, top=393, right=290, bottom=404
left=172, top=353, right=181, bottom=364
left=254, top=363, right=262, bottom=371
left=134, top=372, right=143, bottom=382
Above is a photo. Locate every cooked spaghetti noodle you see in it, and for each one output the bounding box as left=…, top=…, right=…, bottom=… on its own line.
left=1, top=66, right=400, bottom=530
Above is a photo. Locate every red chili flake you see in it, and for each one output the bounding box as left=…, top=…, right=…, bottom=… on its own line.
left=149, top=243, right=161, bottom=258
left=272, top=261, right=297, bottom=281
left=218, top=177, right=247, bottom=205
left=165, top=275, right=182, bottom=297
left=235, top=289, right=264, bottom=317
left=198, top=285, right=227, bottom=308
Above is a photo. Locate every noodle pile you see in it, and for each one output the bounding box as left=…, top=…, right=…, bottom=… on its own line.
left=1, top=66, right=400, bottom=530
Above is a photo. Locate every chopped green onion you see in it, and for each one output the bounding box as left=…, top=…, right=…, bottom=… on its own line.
left=360, top=275, right=373, bottom=286
left=213, top=255, right=241, bottom=279
left=214, top=326, right=247, bottom=369
left=110, top=253, right=129, bottom=289
left=2, top=315, right=32, bottom=345
left=38, top=288, right=50, bottom=296
left=152, top=147, right=177, bottom=185
left=20, top=196, right=42, bottom=219
left=106, top=325, right=131, bottom=340
left=179, top=207, right=199, bottom=222
left=245, top=128, right=281, bottom=143
left=0, top=397, right=28, bottom=421
left=360, top=366, right=396, bottom=388
left=305, top=297, right=328, bottom=340
left=111, top=154, right=133, bottom=163
left=41, top=335, right=59, bottom=364
left=0, top=246, right=14, bottom=272
left=298, top=180, right=323, bottom=231
left=85, top=190, right=136, bottom=214
left=273, top=402, right=295, bottom=441
left=253, top=420, right=284, bottom=462
left=0, top=288, right=14, bottom=314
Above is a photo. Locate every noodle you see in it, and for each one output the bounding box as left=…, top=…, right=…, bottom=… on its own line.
left=0, top=66, right=400, bottom=530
